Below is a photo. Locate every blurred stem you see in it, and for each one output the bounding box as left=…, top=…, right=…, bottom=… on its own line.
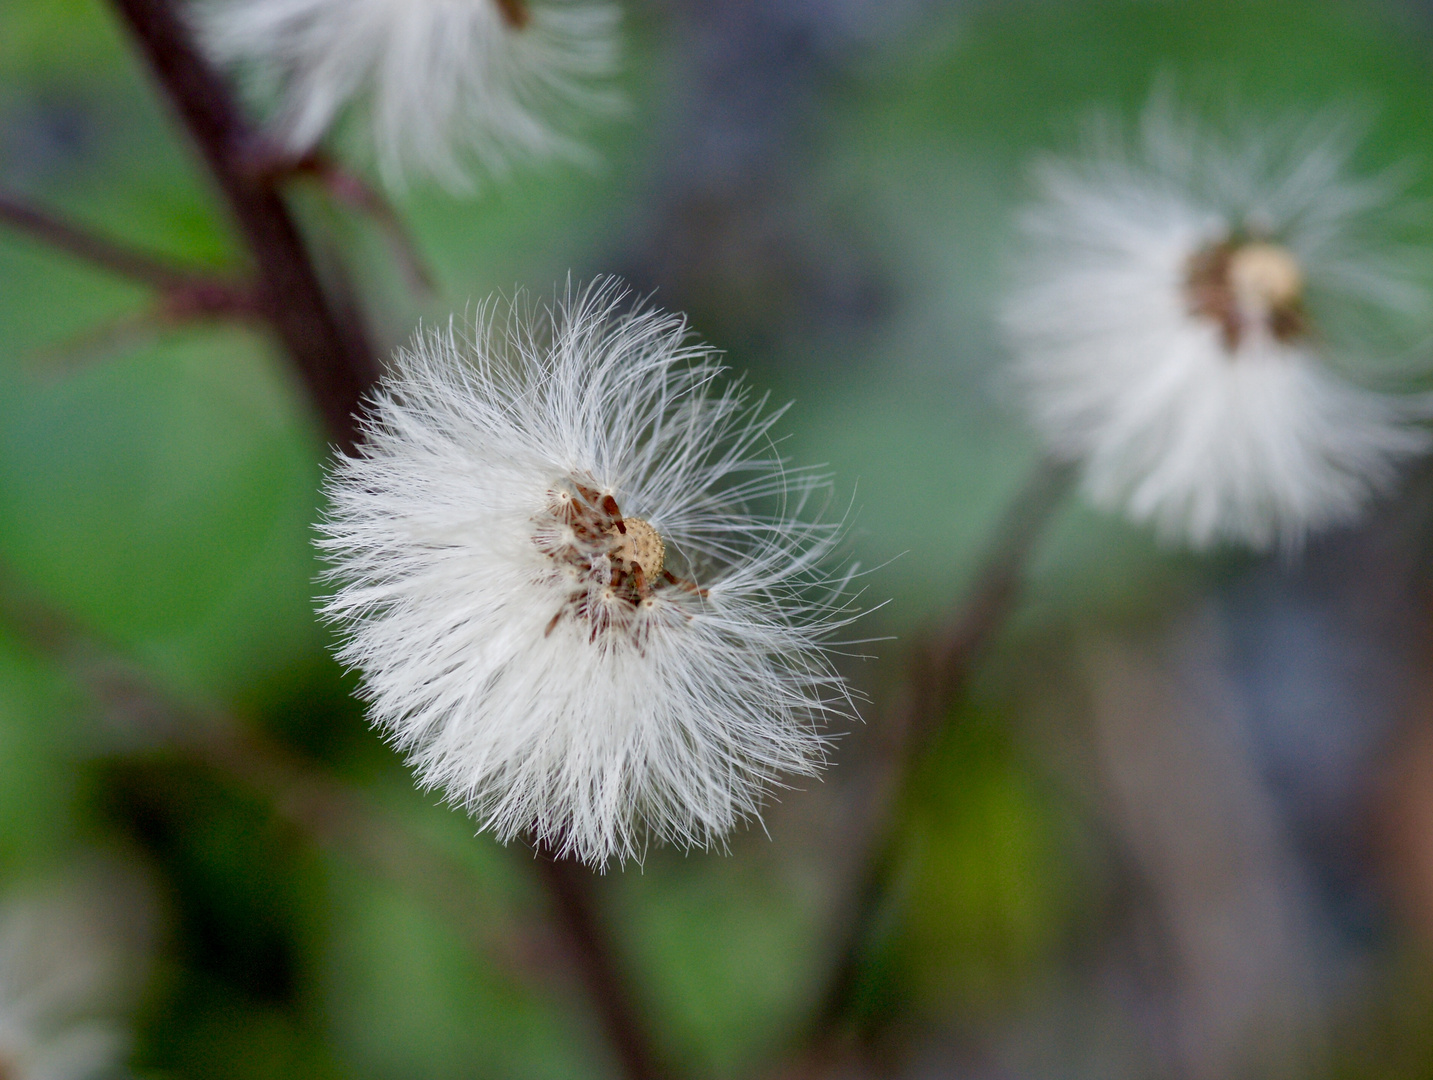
left=287, top=153, right=435, bottom=294
left=791, top=456, right=1077, bottom=1072
left=0, top=572, right=552, bottom=979
left=108, top=0, right=378, bottom=453
left=27, top=301, right=256, bottom=379
left=534, top=853, right=672, bottom=1080
left=0, top=570, right=691, bottom=1078
left=0, top=192, right=252, bottom=307
left=197, top=728, right=556, bottom=977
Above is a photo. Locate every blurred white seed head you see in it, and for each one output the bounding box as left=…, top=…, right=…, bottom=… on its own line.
left=1001, top=98, right=1433, bottom=551
left=318, top=279, right=860, bottom=866
left=197, top=0, right=620, bottom=190
left=0, top=865, right=155, bottom=1080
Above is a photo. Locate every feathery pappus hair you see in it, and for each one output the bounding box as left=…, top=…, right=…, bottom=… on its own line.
left=318, top=279, right=861, bottom=866
left=196, top=0, right=620, bottom=190
left=1001, top=95, right=1433, bottom=551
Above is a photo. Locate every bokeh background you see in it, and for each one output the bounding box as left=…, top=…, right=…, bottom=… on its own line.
left=6, top=0, right=1433, bottom=1077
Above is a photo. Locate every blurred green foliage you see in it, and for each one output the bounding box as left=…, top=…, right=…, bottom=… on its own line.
left=882, top=704, right=1076, bottom=1025
left=0, top=628, right=85, bottom=873
left=4, top=0, right=1433, bottom=1076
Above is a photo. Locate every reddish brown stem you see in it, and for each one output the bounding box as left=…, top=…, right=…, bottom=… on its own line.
left=0, top=192, right=245, bottom=297
left=790, top=457, right=1076, bottom=1069
left=533, top=853, right=671, bottom=1080
left=102, top=6, right=669, bottom=1079
left=108, top=0, right=379, bottom=454
left=1, top=192, right=260, bottom=376
left=289, top=152, right=435, bottom=293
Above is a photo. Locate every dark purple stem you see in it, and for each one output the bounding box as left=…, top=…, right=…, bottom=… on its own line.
left=108, top=0, right=378, bottom=453
left=102, top=7, right=673, bottom=1080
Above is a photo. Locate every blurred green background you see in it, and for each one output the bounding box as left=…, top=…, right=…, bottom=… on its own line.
left=6, top=0, right=1433, bottom=1077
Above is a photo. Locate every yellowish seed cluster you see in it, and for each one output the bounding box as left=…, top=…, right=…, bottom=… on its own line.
left=1186, top=238, right=1307, bottom=351
left=1227, top=242, right=1304, bottom=314
left=609, top=517, right=665, bottom=579
left=534, top=481, right=679, bottom=638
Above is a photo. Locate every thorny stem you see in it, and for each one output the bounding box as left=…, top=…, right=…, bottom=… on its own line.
left=109, top=0, right=378, bottom=454
left=789, top=457, right=1077, bottom=1073
left=534, top=853, right=671, bottom=1080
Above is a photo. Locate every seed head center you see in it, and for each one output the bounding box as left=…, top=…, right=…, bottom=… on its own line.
left=1228, top=242, right=1303, bottom=313
left=1185, top=238, right=1307, bottom=352
left=609, top=517, right=665, bottom=578
left=534, top=480, right=690, bottom=641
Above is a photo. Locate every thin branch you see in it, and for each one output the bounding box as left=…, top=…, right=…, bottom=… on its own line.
left=290, top=153, right=436, bottom=294
left=109, top=0, right=379, bottom=453
left=918, top=456, right=1079, bottom=721
left=1, top=192, right=260, bottom=374
left=238, top=145, right=435, bottom=295
left=789, top=457, right=1077, bottom=1071
left=533, top=853, right=672, bottom=1080
left=0, top=191, right=247, bottom=297
left=27, top=294, right=256, bottom=376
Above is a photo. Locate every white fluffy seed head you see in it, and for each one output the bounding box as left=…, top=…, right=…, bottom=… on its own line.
left=317, top=279, right=862, bottom=866
left=196, top=0, right=621, bottom=190
left=1001, top=98, right=1433, bottom=551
